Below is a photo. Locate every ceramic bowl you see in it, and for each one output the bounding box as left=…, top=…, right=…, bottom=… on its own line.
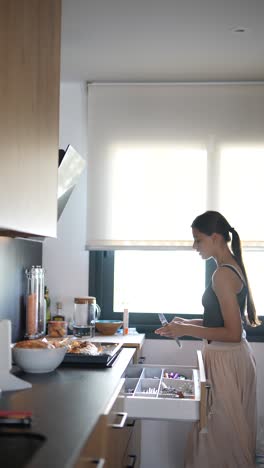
left=95, top=320, right=123, bottom=336
left=12, top=346, right=67, bottom=373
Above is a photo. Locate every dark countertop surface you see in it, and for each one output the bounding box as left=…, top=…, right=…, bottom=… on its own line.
left=0, top=348, right=135, bottom=468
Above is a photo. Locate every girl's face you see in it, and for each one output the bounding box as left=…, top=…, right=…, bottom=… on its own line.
left=192, top=227, right=214, bottom=260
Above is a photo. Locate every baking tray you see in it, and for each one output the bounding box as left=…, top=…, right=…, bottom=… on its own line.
left=60, top=342, right=123, bottom=368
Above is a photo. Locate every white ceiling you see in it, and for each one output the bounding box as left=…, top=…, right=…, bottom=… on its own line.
left=61, top=0, right=264, bottom=82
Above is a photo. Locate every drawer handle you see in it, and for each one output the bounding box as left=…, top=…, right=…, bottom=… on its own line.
left=206, top=381, right=212, bottom=415
left=112, top=411, right=128, bottom=429
left=80, top=457, right=105, bottom=467
left=126, top=454, right=137, bottom=468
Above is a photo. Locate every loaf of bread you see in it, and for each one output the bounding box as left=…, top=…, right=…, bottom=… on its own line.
left=14, top=339, right=55, bottom=349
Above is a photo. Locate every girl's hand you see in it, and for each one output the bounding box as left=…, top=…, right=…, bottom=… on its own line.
left=172, top=316, right=188, bottom=323
left=155, top=321, right=186, bottom=338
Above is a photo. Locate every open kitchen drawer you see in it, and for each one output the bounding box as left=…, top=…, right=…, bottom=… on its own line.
left=116, top=350, right=210, bottom=431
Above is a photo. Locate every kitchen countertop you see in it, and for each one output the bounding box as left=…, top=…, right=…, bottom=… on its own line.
left=0, top=347, right=135, bottom=468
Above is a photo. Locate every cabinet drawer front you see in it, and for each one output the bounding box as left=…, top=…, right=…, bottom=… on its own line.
left=106, top=423, right=133, bottom=468
left=105, top=416, right=137, bottom=468
left=120, top=394, right=199, bottom=421
left=118, top=351, right=208, bottom=426
left=118, top=364, right=200, bottom=421
left=118, top=351, right=208, bottom=427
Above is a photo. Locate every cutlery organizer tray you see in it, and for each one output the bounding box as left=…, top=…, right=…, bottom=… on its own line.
left=116, top=351, right=208, bottom=427
left=123, top=365, right=196, bottom=399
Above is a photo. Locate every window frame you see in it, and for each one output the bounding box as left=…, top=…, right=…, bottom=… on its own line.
left=89, top=250, right=264, bottom=341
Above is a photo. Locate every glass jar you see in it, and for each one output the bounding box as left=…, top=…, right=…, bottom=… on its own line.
left=25, top=266, right=45, bottom=339
left=47, top=321, right=68, bottom=338
left=73, top=297, right=101, bottom=337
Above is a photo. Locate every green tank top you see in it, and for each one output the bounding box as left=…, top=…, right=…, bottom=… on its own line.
left=202, top=264, right=247, bottom=328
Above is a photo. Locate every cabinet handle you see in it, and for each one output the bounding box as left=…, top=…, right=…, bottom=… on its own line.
left=126, top=418, right=136, bottom=427
left=126, top=454, right=137, bottom=467
left=91, top=459, right=105, bottom=468
left=206, top=381, right=212, bottom=415
left=138, top=356, right=146, bottom=364
left=79, top=457, right=105, bottom=467
left=111, top=411, right=128, bottom=429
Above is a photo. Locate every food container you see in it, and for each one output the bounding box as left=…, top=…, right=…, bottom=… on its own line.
left=25, top=266, right=45, bottom=339
left=47, top=321, right=68, bottom=338
left=73, top=296, right=101, bottom=337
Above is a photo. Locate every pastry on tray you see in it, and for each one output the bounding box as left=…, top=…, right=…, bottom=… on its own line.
left=67, top=340, right=101, bottom=355
left=14, top=339, right=55, bottom=349
left=47, top=337, right=102, bottom=355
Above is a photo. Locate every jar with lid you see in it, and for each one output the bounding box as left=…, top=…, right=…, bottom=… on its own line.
left=73, top=297, right=101, bottom=337
left=25, top=266, right=45, bottom=339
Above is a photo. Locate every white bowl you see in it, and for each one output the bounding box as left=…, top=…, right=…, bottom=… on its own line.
left=12, top=346, right=67, bottom=373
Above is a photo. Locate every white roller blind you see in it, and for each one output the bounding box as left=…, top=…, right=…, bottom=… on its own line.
left=87, top=83, right=264, bottom=249
left=219, top=146, right=264, bottom=242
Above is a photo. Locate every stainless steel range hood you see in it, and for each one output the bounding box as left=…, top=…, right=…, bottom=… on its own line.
left=57, top=145, right=86, bottom=220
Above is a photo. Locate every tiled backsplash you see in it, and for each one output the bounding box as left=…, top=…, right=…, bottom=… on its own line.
left=0, top=237, right=42, bottom=342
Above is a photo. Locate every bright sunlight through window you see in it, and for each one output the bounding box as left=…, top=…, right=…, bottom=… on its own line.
left=108, top=145, right=207, bottom=243
left=244, top=250, right=264, bottom=316
left=219, top=146, right=264, bottom=241
left=114, top=250, right=205, bottom=315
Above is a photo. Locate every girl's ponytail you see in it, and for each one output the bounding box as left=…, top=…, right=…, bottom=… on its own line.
left=230, top=228, right=260, bottom=326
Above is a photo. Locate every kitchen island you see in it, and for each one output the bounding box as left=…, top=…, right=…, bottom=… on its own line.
left=0, top=348, right=135, bottom=468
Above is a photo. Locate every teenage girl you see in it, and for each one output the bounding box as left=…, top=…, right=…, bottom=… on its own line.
left=155, top=210, right=259, bottom=468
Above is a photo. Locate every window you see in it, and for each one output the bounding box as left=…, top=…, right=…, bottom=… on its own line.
left=108, top=146, right=264, bottom=322
left=219, top=146, right=264, bottom=242
left=243, top=250, right=264, bottom=317
left=114, top=250, right=205, bottom=314
left=88, top=84, right=264, bottom=339
left=217, top=145, right=264, bottom=319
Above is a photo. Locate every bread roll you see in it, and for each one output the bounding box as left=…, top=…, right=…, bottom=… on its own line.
left=15, top=340, right=55, bottom=349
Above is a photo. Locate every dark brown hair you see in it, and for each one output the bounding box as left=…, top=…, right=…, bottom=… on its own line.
left=192, top=210, right=260, bottom=326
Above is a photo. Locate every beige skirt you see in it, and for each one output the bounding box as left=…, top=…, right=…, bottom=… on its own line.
left=184, top=338, right=257, bottom=468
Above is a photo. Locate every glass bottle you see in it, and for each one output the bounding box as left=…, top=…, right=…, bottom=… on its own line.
left=52, top=301, right=65, bottom=321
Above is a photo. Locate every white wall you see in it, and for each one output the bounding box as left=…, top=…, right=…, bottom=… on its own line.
left=43, top=82, right=89, bottom=321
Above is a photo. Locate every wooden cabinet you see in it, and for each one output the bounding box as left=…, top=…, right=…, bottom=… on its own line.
left=74, top=414, right=108, bottom=468
left=121, top=419, right=141, bottom=468
left=0, top=0, right=61, bottom=238
left=105, top=407, right=141, bottom=468
left=74, top=380, right=141, bottom=468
